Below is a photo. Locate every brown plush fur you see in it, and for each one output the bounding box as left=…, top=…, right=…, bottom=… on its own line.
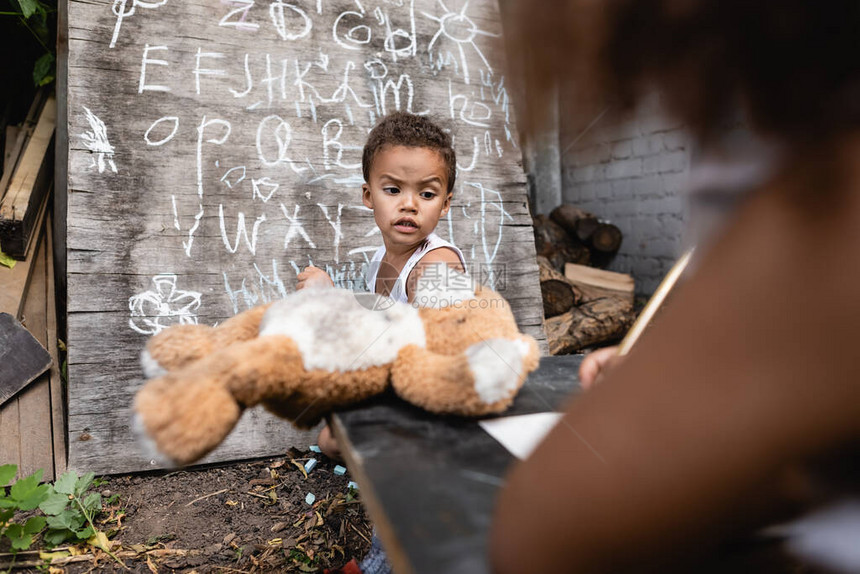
left=135, top=287, right=539, bottom=466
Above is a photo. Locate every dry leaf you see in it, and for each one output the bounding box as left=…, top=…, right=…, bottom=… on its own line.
left=291, top=460, right=309, bottom=479
left=146, top=553, right=159, bottom=573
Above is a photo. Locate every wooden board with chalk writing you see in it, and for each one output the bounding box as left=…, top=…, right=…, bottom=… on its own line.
left=64, top=0, right=544, bottom=474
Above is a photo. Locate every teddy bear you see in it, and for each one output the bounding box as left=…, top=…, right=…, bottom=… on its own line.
left=134, top=273, right=540, bottom=466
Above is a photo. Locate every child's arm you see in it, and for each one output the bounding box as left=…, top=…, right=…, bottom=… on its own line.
left=297, top=265, right=334, bottom=290
left=405, top=247, right=465, bottom=303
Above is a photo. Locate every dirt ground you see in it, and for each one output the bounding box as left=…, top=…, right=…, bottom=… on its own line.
left=6, top=449, right=372, bottom=573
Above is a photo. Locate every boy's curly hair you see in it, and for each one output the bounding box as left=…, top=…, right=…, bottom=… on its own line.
left=362, top=112, right=457, bottom=193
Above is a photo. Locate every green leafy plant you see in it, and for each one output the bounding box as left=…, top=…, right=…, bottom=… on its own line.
left=1, top=0, right=56, bottom=86
left=0, top=464, right=49, bottom=553
left=38, top=471, right=124, bottom=566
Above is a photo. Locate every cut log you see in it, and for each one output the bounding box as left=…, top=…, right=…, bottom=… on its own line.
left=538, top=256, right=581, bottom=318
left=564, top=263, right=634, bottom=305
left=550, top=204, right=600, bottom=242
left=533, top=214, right=590, bottom=270
left=591, top=223, right=623, bottom=253
left=546, top=297, right=635, bottom=355
left=589, top=222, right=623, bottom=267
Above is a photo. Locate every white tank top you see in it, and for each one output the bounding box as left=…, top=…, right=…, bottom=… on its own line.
left=365, top=233, right=467, bottom=303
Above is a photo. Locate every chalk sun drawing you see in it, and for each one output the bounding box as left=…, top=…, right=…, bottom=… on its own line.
left=128, top=274, right=202, bottom=335
left=423, top=0, right=499, bottom=85
left=80, top=107, right=118, bottom=174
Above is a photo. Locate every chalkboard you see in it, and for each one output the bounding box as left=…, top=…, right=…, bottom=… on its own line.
left=64, top=0, right=544, bottom=474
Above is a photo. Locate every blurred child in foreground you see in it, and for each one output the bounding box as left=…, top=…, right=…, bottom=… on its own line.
left=491, top=1, right=860, bottom=571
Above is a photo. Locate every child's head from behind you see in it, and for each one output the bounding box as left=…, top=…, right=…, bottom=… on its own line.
left=362, top=113, right=457, bottom=248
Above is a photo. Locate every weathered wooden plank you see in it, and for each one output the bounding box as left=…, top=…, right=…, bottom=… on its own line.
left=65, top=0, right=544, bottom=474
left=0, top=91, right=47, bottom=205
left=0, top=399, right=21, bottom=470
left=0, top=184, right=49, bottom=319
left=16, top=230, right=55, bottom=479
left=331, top=355, right=584, bottom=574
left=0, top=96, right=56, bottom=259
left=45, top=216, right=67, bottom=477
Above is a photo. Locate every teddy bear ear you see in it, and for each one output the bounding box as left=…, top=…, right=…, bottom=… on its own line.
left=412, top=265, right=477, bottom=308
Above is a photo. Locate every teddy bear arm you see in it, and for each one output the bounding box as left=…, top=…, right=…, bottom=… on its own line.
left=141, top=303, right=275, bottom=378
left=390, top=336, right=539, bottom=417
left=142, top=324, right=217, bottom=377
left=210, top=302, right=274, bottom=348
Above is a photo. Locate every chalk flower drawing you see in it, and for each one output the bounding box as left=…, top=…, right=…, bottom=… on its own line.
left=129, top=274, right=202, bottom=335
left=80, top=106, right=119, bottom=173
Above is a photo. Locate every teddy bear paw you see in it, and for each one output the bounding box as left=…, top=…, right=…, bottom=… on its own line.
left=465, top=338, right=531, bottom=404
left=132, top=412, right=175, bottom=468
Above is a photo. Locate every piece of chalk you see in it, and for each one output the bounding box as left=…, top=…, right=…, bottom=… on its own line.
left=309, top=445, right=321, bottom=453
left=305, top=492, right=316, bottom=505
left=347, top=481, right=359, bottom=490
left=304, top=458, right=318, bottom=473
left=333, top=465, right=347, bottom=476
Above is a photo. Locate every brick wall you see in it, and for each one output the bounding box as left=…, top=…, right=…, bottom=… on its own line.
left=560, top=96, right=691, bottom=295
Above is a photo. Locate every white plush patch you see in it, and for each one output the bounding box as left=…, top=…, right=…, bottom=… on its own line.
left=132, top=412, right=176, bottom=468
left=140, top=348, right=166, bottom=379
left=412, top=265, right=476, bottom=308
left=466, top=338, right=528, bottom=404
left=259, top=288, right=426, bottom=372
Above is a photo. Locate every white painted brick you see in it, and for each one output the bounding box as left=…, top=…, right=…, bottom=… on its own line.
left=568, top=182, right=603, bottom=202
left=659, top=150, right=689, bottom=174
left=661, top=172, right=689, bottom=195
left=605, top=158, right=642, bottom=180
left=662, top=129, right=688, bottom=151
left=573, top=165, right=598, bottom=183
left=643, top=156, right=661, bottom=174
left=632, top=176, right=662, bottom=198
left=612, top=200, right=638, bottom=217
left=631, top=136, right=650, bottom=157
left=610, top=178, right=634, bottom=197
left=646, top=239, right=683, bottom=258
left=631, top=134, right=664, bottom=157
left=637, top=197, right=672, bottom=215
left=631, top=256, right=663, bottom=277
left=630, top=217, right=662, bottom=240
left=596, top=181, right=614, bottom=199
left=612, top=140, right=632, bottom=159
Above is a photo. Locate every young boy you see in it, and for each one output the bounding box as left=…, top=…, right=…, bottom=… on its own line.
left=297, top=111, right=467, bottom=463
left=296, top=111, right=466, bottom=301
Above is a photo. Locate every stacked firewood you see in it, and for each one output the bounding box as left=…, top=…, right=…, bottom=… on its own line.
left=534, top=205, right=636, bottom=355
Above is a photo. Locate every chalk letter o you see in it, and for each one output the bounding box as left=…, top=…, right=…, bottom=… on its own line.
left=144, top=116, right=180, bottom=146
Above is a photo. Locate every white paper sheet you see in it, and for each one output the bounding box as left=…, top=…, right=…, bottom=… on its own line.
left=479, top=412, right=564, bottom=460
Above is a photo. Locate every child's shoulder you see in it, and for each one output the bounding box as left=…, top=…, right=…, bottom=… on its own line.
left=417, top=245, right=463, bottom=268
left=415, top=234, right=465, bottom=269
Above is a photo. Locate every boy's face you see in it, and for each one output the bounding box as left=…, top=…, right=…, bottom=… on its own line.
left=362, top=145, right=452, bottom=249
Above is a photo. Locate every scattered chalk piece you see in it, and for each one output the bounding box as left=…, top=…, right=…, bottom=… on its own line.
left=309, top=445, right=321, bottom=453
left=333, top=465, right=347, bottom=476
left=304, top=458, right=318, bottom=473
left=347, top=481, right=359, bottom=491
left=305, top=492, right=316, bottom=505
